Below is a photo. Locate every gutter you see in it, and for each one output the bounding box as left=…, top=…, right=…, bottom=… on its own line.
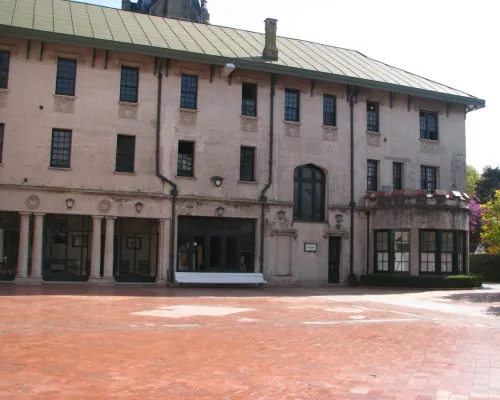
left=0, top=25, right=485, bottom=108
left=156, top=60, right=178, bottom=284
left=259, top=73, right=278, bottom=275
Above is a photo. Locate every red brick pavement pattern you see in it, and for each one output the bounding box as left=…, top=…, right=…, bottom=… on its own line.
left=0, top=285, right=499, bottom=400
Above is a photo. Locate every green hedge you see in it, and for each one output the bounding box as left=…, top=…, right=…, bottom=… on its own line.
left=470, top=254, right=500, bottom=282
left=360, top=274, right=483, bottom=288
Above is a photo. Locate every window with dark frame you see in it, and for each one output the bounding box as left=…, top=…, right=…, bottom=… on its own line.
left=180, top=74, right=198, bottom=110
left=177, top=141, right=195, bottom=177
left=240, top=146, right=255, bottom=182
left=323, top=94, right=336, bottom=126
left=50, top=129, right=72, bottom=168
left=55, top=58, right=77, bottom=96
left=367, top=160, right=378, bottom=191
left=393, top=162, right=403, bottom=191
left=241, top=83, right=257, bottom=117
left=0, top=51, right=10, bottom=89
left=285, top=89, right=300, bottom=122
left=293, top=164, right=325, bottom=222
left=420, top=230, right=465, bottom=274
left=420, top=110, right=438, bottom=140
left=367, top=101, right=379, bottom=132
left=375, top=230, right=411, bottom=273
left=119, top=66, right=139, bottom=103
left=421, top=166, right=437, bottom=193
left=115, top=135, right=136, bottom=173
left=0, top=123, right=4, bottom=164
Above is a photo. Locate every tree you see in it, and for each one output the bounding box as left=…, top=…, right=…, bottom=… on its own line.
left=481, top=190, right=500, bottom=254
left=466, top=165, right=480, bottom=195
left=476, top=166, right=500, bottom=202
left=469, top=199, right=483, bottom=252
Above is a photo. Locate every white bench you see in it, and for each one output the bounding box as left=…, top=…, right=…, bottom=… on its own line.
left=175, top=272, right=266, bottom=285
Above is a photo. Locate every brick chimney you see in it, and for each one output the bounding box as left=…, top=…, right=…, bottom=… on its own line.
left=263, top=18, right=279, bottom=61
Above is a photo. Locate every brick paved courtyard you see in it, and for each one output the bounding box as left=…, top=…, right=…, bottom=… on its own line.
left=1, top=284, right=500, bottom=399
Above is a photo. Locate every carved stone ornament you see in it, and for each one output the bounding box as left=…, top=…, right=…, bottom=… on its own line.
left=179, top=108, right=198, bottom=127
left=367, top=132, right=381, bottom=147
left=241, top=116, right=258, bottom=132
left=25, top=195, right=41, bottom=210
left=323, top=126, right=338, bottom=141
left=118, top=102, right=138, bottom=120
left=98, top=199, right=112, bottom=213
left=53, top=95, right=75, bottom=114
left=0, top=89, right=7, bottom=108
left=420, top=139, right=442, bottom=155
left=284, top=121, right=301, bottom=137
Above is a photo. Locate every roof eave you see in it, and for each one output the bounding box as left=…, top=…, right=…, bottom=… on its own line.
left=0, top=25, right=486, bottom=108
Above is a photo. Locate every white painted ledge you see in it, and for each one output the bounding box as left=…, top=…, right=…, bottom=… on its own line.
left=175, top=272, right=266, bottom=284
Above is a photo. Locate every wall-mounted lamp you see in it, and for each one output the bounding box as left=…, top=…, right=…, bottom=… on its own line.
left=211, top=176, right=224, bottom=187
left=135, top=202, right=144, bottom=213
left=65, top=198, right=75, bottom=209
left=216, top=206, right=225, bottom=217
left=277, top=210, right=286, bottom=220
left=220, top=63, right=236, bottom=78
left=335, top=213, right=344, bottom=230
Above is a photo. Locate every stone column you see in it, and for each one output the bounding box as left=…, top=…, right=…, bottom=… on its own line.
left=14, top=212, right=31, bottom=283
left=29, top=213, right=45, bottom=282
left=88, top=216, right=103, bottom=283
left=155, top=219, right=169, bottom=285
left=102, top=217, right=116, bottom=284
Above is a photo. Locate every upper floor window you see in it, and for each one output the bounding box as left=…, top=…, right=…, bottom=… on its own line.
left=421, top=166, right=437, bottom=193
left=285, top=89, right=300, bottom=122
left=120, top=66, right=139, bottom=103
left=0, top=51, right=10, bottom=89
left=420, top=230, right=465, bottom=274
left=180, top=74, right=198, bottom=110
left=242, top=83, right=257, bottom=117
left=375, top=230, right=410, bottom=273
left=420, top=111, right=438, bottom=140
left=367, top=101, right=379, bottom=132
left=50, top=129, right=72, bottom=168
left=293, top=164, right=325, bottom=221
left=240, top=146, right=256, bottom=182
left=0, top=123, right=4, bottom=164
left=115, top=135, right=136, bottom=173
left=367, top=159, right=378, bottom=191
left=323, top=94, right=336, bottom=126
left=177, top=140, right=195, bottom=177
left=55, top=58, right=77, bottom=96
left=393, top=162, right=403, bottom=191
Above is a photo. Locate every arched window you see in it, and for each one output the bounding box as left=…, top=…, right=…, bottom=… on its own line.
left=293, top=164, right=325, bottom=221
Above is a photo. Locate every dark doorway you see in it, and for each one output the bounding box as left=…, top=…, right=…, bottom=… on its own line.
left=177, top=217, right=255, bottom=273
left=328, top=236, right=341, bottom=284
left=0, top=212, right=20, bottom=281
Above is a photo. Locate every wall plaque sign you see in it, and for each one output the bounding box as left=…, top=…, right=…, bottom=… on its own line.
left=304, top=243, right=317, bottom=252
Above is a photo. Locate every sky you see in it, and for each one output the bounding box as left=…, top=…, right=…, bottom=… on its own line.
left=77, top=0, right=498, bottom=173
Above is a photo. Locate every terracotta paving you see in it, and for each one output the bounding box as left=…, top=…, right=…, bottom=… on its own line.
left=0, top=285, right=499, bottom=399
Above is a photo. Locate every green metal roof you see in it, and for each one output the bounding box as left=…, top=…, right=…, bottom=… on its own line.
left=0, top=0, right=485, bottom=107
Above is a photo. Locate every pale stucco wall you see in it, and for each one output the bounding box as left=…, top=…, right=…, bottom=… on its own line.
left=0, top=35, right=469, bottom=284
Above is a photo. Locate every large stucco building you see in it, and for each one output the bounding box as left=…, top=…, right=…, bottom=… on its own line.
left=0, top=0, right=485, bottom=285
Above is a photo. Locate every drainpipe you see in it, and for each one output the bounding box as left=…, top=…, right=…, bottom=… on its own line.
left=348, top=86, right=360, bottom=286
left=156, top=60, right=178, bottom=284
left=259, top=73, right=278, bottom=275
left=365, top=210, right=371, bottom=275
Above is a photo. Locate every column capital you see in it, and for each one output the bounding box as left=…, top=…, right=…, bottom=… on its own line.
left=92, top=215, right=104, bottom=220
left=33, top=212, right=46, bottom=217
left=19, top=212, right=32, bottom=217
left=105, top=216, right=117, bottom=220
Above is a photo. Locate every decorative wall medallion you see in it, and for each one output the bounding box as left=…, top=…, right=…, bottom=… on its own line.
left=323, top=126, right=338, bottom=141
left=367, top=132, right=381, bottom=147
left=241, top=116, right=258, bottom=132
left=25, top=195, right=40, bottom=210
left=284, top=121, right=301, bottom=137
left=98, top=199, right=112, bottom=213
left=179, top=109, right=198, bottom=127
left=0, top=90, right=7, bottom=108
left=420, top=139, right=442, bottom=154
left=53, top=95, right=75, bottom=114
left=118, top=102, right=138, bottom=120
